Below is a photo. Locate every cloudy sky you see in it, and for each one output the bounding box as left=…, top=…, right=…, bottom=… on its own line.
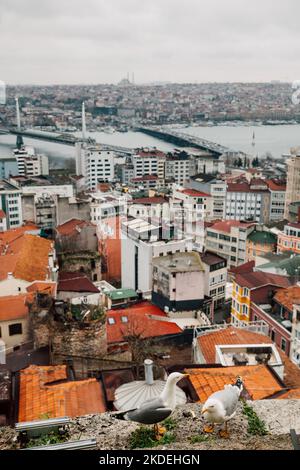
left=1, top=0, right=300, bottom=85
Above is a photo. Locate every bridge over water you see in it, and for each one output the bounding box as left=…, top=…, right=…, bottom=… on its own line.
left=0, top=127, right=133, bottom=156
left=136, top=126, right=230, bottom=157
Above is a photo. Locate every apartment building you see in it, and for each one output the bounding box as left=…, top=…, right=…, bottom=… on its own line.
left=121, top=218, right=192, bottom=295
left=14, top=146, right=49, bottom=177
left=284, top=148, right=300, bottom=220
left=188, top=174, right=227, bottom=219
left=266, top=179, right=286, bottom=222
left=132, top=149, right=166, bottom=180
left=277, top=222, right=300, bottom=255
left=76, top=144, right=115, bottom=190
left=205, top=220, right=256, bottom=267
left=225, top=180, right=270, bottom=224
left=152, top=251, right=207, bottom=312
left=0, top=179, right=23, bottom=229
left=200, top=251, right=227, bottom=309
left=231, top=270, right=292, bottom=327
left=165, top=152, right=191, bottom=185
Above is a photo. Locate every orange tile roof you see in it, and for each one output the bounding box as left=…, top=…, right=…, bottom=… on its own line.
left=0, top=223, right=38, bottom=249
left=276, top=388, right=300, bottom=399
left=0, top=294, right=29, bottom=322
left=56, top=219, right=94, bottom=236
left=185, top=365, right=283, bottom=402
left=26, top=281, right=57, bottom=297
left=198, top=326, right=272, bottom=364
left=0, top=210, right=6, bottom=219
left=274, top=286, right=300, bottom=313
left=107, top=301, right=182, bottom=344
left=18, top=365, right=106, bottom=422
left=0, top=233, right=53, bottom=282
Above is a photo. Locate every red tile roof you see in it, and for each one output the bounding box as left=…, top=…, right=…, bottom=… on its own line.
left=56, top=219, right=94, bottom=237
left=0, top=210, right=6, bottom=219
left=58, top=272, right=100, bottom=293
left=266, top=179, right=286, bottom=192
left=18, top=365, right=106, bottom=422
left=198, top=326, right=272, bottom=364
left=0, top=233, right=53, bottom=282
left=229, top=261, right=255, bottom=276
left=208, top=220, right=255, bottom=234
left=273, top=286, right=300, bottom=312
left=186, top=365, right=283, bottom=402
left=132, top=175, right=158, bottom=182
left=179, top=189, right=211, bottom=198
left=0, top=294, right=29, bottom=322
left=136, top=150, right=166, bottom=158
left=106, top=301, right=182, bottom=344
left=235, top=272, right=293, bottom=290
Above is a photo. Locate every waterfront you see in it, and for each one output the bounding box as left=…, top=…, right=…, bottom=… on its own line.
left=1, top=123, right=300, bottom=165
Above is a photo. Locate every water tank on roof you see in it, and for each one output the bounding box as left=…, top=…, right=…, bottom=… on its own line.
left=113, top=359, right=187, bottom=411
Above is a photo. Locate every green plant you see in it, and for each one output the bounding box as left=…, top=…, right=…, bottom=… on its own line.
left=242, top=401, right=268, bottom=436
left=162, top=417, right=177, bottom=431
left=190, top=434, right=214, bottom=444
left=129, top=426, right=176, bottom=449
left=26, top=431, right=68, bottom=448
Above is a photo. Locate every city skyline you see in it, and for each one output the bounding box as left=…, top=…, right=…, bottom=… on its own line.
left=1, top=0, right=300, bottom=85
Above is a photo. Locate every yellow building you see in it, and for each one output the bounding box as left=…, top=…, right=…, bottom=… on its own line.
left=231, top=271, right=292, bottom=326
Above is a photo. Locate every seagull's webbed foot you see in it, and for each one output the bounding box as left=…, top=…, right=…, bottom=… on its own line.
left=218, top=422, right=230, bottom=439
left=203, top=424, right=215, bottom=433
left=153, top=424, right=167, bottom=440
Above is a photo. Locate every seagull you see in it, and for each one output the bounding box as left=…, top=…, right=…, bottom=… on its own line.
left=113, top=372, right=188, bottom=437
left=201, top=376, right=243, bottom=438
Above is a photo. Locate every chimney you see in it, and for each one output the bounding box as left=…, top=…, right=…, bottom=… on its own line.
left=144, top=359, right=154, bottom=385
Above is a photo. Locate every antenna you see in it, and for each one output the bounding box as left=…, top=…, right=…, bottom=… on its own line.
left=15, top=97, right=21, bottom=131
left=132, top=72, right=135, bottom=84
left=82, top=102, right=86, bottom=141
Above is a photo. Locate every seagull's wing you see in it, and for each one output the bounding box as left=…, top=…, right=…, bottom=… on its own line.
left=210, top=387, right=239, bottom=418
left=125, top=397, right=172, bottom=425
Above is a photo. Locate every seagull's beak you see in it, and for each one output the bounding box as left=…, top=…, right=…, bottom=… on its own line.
left=184, top=374, right=190, bottom=378
left=201, top=408, right=208, bottom=414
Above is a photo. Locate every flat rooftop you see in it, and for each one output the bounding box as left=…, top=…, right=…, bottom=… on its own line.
left=153, top=251, right=205, bottom=273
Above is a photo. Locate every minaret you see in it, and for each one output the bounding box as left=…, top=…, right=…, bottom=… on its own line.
left=15, top=97, right=21, bottom=131
left=82, top=101, right=86, bottom=141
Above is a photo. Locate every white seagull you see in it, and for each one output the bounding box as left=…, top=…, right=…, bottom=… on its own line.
left=114, top=372, right=188, bottom=437
left=201, top=376, right=243, bottom=438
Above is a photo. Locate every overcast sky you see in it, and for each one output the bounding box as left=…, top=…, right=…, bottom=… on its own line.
left=1, top=0, right=300, bottom=85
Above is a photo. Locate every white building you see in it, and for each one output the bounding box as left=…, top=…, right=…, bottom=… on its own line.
left=165, top=152, right=191, bottom=185
left=200, top=251, right=227, bottom=310
left=14, top=146, right=49, bottom=177
left=132, top=149, right=166, bottom=180
left=121, top=218, right=193, bottom=295
left=266, top=179, right=286, bottom=222
left=152, top=251, right=207, bottom=312
left=90, top=191, right=129, bottom=224
left=0, top=179, right=23, bottom=229
left=205, top=220, right=256, bottom=267
left=291, top=305, right=300, bottom=367
left=24, top=154, right=49, bottom=177
left=226, top=180, right=270, bottom=224
left=186, top=148, right=226, bottom=175
left=76, top=144, right=115, bottom=190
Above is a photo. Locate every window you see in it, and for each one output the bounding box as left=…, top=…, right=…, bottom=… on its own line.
left=121, top=316, right=128, bottom=323
left=108, top=318, right=115, bottom=325
left=281, top=338, right=286, bottom=352
left=271, top=330, right=275, bottom=342
left=9, top=323, right=22, bottom=336
left=243, top=288, right=249, bottom=297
